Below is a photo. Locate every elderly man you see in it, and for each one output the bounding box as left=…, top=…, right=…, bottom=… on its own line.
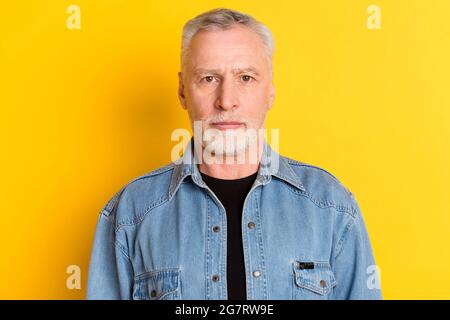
left=87, top=8, right=382, bottom=300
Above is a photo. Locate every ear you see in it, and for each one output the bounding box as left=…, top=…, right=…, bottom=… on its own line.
left=178, top=72, right=187, bottom=110
left=268, top=82, right=275, bottom=110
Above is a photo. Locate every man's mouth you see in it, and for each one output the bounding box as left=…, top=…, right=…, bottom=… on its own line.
left=210, top=121, right=244, bottom=130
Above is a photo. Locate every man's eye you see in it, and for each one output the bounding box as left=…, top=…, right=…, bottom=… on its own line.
left=203, top=76, right=215, bottom=83
left=242, top=75, right=253, bottom=82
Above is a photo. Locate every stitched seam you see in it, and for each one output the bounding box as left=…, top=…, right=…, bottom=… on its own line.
left=205, top=193, right=211, bottom=300
left=287, top=160, right=343, bottom=184
left=115, top=194, right=170, bottom=231
left=144, top=163, right=176, bottom=178
left=134, top=268, right=180, bottom=280
left=254, top=190, right=268, bottom=299
left=114, top=239, right=131, bottom=261
left=102, top=165, right=175, bottom=228
left=334, top=215, right=358, bottom=260
left=284, top=184, right=357, bottom=218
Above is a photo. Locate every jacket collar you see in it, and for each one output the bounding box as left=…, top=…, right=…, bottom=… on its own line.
left=168, top=136, right=305, bottom=197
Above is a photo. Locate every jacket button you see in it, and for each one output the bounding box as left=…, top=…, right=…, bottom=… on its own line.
left=213, top=226, right=220, bottom=233
left=253, top=270, right=261, bottom=278
left=320, top=280, right=327, bottom=287
left=248, top=222, right=256, bottom=229
left=150, top=290, right=157, bottom=298
left=212, top=275, right=220, bottom=282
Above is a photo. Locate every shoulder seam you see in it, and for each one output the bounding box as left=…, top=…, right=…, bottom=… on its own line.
left=286, top=158, right=353, bottom=197
left=100, top=162, right=175, bottom=218
left=282, top=157, right=357, bottom=218
left=115, top=193, right=170, bottom=231
left=132, top=162, right=176, bottom=181
left=286, top=187, right=358, bottom=219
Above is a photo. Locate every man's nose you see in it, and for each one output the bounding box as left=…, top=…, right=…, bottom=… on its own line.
left=215, top=78, right=239, bottom=111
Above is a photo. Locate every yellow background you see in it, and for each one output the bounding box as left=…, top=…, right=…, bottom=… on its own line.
left=1, top=0, right=449, bottom=299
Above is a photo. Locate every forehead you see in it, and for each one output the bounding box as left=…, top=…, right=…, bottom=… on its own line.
left=186, top=24, right=269, bottom=71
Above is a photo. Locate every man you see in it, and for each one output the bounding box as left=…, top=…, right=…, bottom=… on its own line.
left=87, top=8, right=382, bottom=300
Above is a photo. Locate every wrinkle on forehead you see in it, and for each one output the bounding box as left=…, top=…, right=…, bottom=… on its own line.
left=193, top=66, right=261, bottom=77
left=184, top=25, right=271, bottom=75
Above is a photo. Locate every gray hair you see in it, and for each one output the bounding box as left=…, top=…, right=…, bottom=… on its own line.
left=181, top=8, right=274, bottom=72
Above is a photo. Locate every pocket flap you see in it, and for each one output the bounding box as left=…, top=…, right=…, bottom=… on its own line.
left=133, top=268, right=180, bottom=300
left=293, top=261, right=337, bottom=295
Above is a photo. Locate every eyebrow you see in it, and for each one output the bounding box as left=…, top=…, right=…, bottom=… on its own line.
left=193, top=67, right=261, bottom=76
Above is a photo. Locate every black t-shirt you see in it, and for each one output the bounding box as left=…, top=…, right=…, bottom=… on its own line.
left=200, top=171, right=258, bottom=300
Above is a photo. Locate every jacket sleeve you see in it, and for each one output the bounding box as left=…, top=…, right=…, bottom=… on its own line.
left=86, top=192, right=134, bottom=300
left=331, top=193, right=383, bottom=300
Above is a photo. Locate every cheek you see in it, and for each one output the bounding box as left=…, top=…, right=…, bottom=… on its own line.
left=186, top=87, right=217, bottom=118
left=243, top=87, right=271, bottom=111
left=190, top=83, right=219, bottom=103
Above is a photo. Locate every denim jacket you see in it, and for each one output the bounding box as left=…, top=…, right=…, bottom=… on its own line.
left=86, top=138, right=382, bottom=300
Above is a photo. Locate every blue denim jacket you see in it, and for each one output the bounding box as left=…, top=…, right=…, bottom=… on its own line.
left=86, top=138, right=382, bottom=300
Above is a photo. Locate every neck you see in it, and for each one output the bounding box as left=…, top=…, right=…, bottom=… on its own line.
left=197, top=137, right=264, bottom=180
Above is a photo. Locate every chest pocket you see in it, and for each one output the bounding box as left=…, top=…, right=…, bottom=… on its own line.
left=133, top=268, right=181, bottom=300
left=292, top=261, right=337, bottom=300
